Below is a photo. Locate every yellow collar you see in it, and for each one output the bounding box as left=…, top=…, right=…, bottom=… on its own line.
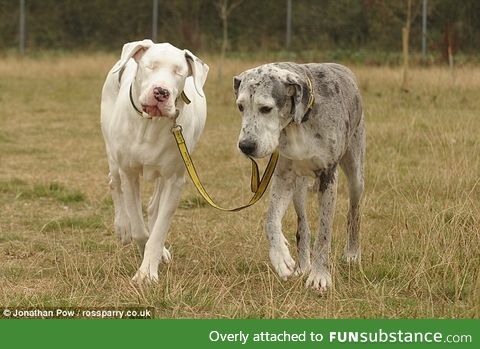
left=305, top=75, right=315, bottom=111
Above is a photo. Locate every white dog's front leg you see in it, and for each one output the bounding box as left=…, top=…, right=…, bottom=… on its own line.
left=146, top=178, right=172, bottom=264
left=266, top=163, right=296, bottom=280
left=133, top=175, right=184, bottom=283
left=108, top=170, right=131, bottom=244
left=119, top=170, right=149, bottom=252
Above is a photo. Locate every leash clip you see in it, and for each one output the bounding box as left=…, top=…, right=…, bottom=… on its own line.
left=171, top=124, right=183, bottom=133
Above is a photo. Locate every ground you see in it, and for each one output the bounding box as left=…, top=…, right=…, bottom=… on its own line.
left=0, top=53, right=478, bottom=318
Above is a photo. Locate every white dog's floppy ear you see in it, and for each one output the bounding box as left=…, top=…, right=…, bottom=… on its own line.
left=184, top=49, right=209, bottom=97
left=112, top=39, right=154, bottom=73
left=285, top=73, right=310, bottom=124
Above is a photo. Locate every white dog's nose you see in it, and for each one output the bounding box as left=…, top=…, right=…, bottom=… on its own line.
left=153, top=87, right=170, bottom=102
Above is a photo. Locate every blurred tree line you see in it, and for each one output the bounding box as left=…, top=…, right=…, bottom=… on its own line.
left=0, top=0, right=479, bottom=59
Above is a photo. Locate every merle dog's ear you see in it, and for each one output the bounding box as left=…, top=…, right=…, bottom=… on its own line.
left=233, top=74, right=243, bottom=98
left=284, top=73, right=309, bottom=124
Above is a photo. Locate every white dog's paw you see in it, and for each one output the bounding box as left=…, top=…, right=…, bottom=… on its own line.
left=342, top=249, right=361, bottom=263
left=162, top=247, right=172, bottom=263
left=269, top=244, right=295, bottom=280
left=114, top=217, right=132, bottom=244
left=132, top=268, right=158, bottom=284
left=305, top=265, right=332, bottom=292
left=133, top=229, right=149, bottom=256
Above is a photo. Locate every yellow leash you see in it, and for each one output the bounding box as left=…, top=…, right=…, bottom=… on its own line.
left=171, top=124, right=279, bottom=211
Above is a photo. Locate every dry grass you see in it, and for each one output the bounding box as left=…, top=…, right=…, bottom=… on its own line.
left=0, top=53, right=479, bottom=318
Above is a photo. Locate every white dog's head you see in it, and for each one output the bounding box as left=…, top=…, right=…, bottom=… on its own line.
left=234, top=64, right=311, bottom=158
left=115, top=40, right=209, bottom=118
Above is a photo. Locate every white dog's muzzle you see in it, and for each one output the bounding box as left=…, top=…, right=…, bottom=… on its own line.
left=129, top=83, right=191, bottom=120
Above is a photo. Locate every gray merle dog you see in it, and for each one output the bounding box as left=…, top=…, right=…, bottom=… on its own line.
left=233, top=62, right=365, bottom=291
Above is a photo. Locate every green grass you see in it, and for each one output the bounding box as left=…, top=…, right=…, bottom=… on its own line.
left=0, top=53, right=478, bottom=318
left=179, top=195, right=209, bottom=209
left=41, top=215, right=104, bottom=233
left=0, top=179, right=85, bottom=203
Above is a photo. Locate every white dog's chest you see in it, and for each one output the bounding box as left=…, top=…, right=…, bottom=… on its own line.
left=127, top=139, right=174, bottom=164
left=111, top=120, right=183, bottom=177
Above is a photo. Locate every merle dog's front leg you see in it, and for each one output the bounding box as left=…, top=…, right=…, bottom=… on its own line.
left=306, top=166, right=338, bottom=291
left=265, top=159, right=296, bottom=280
left=293, top=176, right=311, bottom=276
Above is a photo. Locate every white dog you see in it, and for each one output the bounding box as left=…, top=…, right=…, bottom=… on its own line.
left=100, top=40, right=209, bottom=282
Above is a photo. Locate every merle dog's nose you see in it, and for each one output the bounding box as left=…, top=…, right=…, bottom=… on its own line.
left=153, top=87, right=170, bottom=101
left=239, top=140, right=257, bottom=156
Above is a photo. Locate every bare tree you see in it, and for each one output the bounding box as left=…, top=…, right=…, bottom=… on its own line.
left=421, top=0, right=427, bottom=61
left=401, top=0, right=412, bottom=92
left=19, top=0, right=26, bottom=54
left=152, top=0, right=158, bottom=42
left=216, top=0, right=244, bottom=80
left=286, top=0, right=292, bottom=49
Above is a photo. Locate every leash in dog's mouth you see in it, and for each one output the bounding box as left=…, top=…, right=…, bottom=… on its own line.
left=129, top=83, right=191, bottom=119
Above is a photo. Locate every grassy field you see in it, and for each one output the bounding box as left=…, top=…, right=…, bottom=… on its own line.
left=0, top=53, right=478, bottom=318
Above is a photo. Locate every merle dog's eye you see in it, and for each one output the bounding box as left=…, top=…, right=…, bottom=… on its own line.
left=238, top=104, right=244, bottom=112
left=259, top=106, right=273, bottom=114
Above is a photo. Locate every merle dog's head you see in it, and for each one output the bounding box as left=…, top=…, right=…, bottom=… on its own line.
left=233, top=64, right=311, bottom=158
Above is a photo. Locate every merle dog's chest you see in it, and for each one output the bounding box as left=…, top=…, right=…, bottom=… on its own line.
left=279, top=124, right=338, bottom=174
